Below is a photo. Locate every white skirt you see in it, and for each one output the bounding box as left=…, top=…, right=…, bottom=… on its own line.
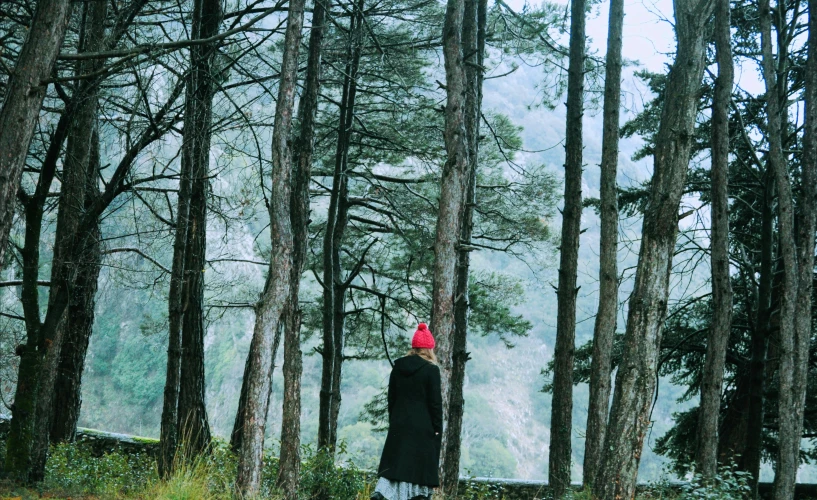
left=374, top=476, right=433, bottom=500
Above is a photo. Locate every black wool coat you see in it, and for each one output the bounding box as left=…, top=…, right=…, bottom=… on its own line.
left=377, top=355, right=443, bottom=487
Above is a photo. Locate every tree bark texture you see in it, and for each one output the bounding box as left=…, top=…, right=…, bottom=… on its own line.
left=0, top=0, right=73, bottom=267
left=288, top=0, right=327, bottom=454
left=694, top=0, right=733, bottom=481
left=230, top=0, right=327, bottom=457
left=50, top=129, right=103, bottom=443
left=583, top=0, right=623, bottom=488
left=160, top=119, right=194, bottom=477
left=549, top=0, right=586, bottom=493
left=593, top=0, right=715, bottom=496
left=317, top=0, right=362, bottom=455
left=434, top=0, right=470, bottom=480
left=152, top=0, right=204, bottom=470
left=230, top=341, right=252, bottom=453
left=760, top=0, right=801, bottom=496
left=24, top=0, right=109, bottom=480
left=441, top=0, right=485, bottom=492
left=3, top=112, right=64, bottom=480
left=233, top=0, right=302, bottom=495
left=779, top=0, right=817, bottom=492
left=736, top=170, right=774, bottom=497
left=174, top=0, right=223, bottom=461
left=48, top=0, right=114, bottom=444
left=792, top=0, right=817, bottom=483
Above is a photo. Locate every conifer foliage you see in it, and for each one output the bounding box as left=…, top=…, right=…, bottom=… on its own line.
left=0, top=0, right=815, bottom=495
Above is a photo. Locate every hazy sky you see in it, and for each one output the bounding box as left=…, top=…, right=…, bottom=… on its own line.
left=505, top=0, right=678, bottom=72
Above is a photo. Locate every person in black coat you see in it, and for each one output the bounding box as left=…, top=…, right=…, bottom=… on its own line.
left=372, top=323, right=442, bottom=500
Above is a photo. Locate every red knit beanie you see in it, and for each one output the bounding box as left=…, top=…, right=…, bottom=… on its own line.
left=412, top=323, right=435, bottom=349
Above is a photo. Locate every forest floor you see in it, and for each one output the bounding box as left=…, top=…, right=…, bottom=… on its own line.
left=0, top=439, right=771, bottom=500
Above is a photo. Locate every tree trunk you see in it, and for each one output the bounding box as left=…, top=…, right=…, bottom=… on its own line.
left=694, top=0, right=733, bottom=480
left=25, top=0, right=111, bottom=480
left=176, top=170, right=212, bottom=458
left=231, top=0, right=326, bottom=460
left=230, top=343, right=252, bottom=453
left=50, top=128, right=103, bottom=443
left=548, top=0, right=586, bottom=493
left=275, top=298, right=302, bottom=500
left=229, top=285, right=285, bottom=453
left=6, top=45, right=183, bottom=483
left=235, top=0, right=302, bottom=496
left=49, top=0, right=109, bottom=444
left=3, top=124, right=63, bottom=480
left=780, top=0, right=817, bottom=492
left=325, top=188, right=349, bottom=456
left=160, top=121, right=193, bottom=477
left=289, top=0, right=327, bottom=451
left=736, top=168, right=775, bottom=497
left=328, top=185, right=348, bottom=448
left=793, top=0, right=817, bottom=475
left=318, top=0, right=362, bottom=458
left=434, top=0, right=470, bottom=482
left=174, top=0, right=223, bottom=460
left=235, top=0, right=302, bottom=489
left=159, top=0, right=223, bottom=467
left=441, top=0, right=485, bottom=492
left=582, top=0, right=622, bottom=488
left=158, top=41, right=200, bottom=476
left=760, top=0, right=800, bottom=496
left=0, top=0, right=73, bottom=266
left=306, top=0, right=342, bottom=494
left=593, top=0, right=715, bottom=496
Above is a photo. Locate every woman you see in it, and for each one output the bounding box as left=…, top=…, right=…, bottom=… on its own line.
left=372, top=323, right=443, bottom=500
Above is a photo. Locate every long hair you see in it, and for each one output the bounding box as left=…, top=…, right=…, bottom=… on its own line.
left=407, top=347, right=437, bottom=365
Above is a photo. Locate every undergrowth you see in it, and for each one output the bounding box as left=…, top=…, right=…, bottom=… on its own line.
left=0, top=440, right=757, bottom=500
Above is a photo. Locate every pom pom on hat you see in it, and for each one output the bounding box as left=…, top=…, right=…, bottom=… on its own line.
left=412, top=323, right=435, bottom=349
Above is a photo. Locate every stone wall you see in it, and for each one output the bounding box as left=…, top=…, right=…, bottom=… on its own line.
left=0, top=414, right=159, bottom=458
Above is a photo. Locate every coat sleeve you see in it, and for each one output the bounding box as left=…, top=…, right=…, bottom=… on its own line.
left=387, top=368, right=396, bottom=415
left=427, top=365, right=443, bottom=436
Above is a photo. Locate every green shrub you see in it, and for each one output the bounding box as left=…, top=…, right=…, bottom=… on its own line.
left=298, top=441, right=373, bottom=500
left=633, top=462, right=752, bottom=500
left=678, top=464, right=752, bottom=500
left=457, top=476, right=506, bottom=500
left=44, top=441, right=157, bottom=496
